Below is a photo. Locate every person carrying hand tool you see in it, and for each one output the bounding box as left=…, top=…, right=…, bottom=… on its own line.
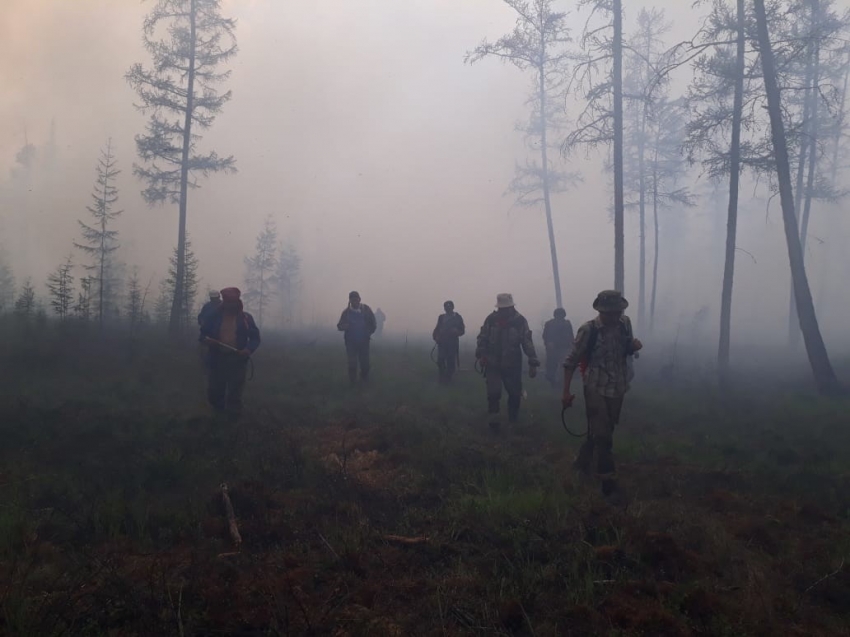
left=475, top=293, right=540, bottom=428
left=562, top=290, right=643, bottom=497
left=199, top=287, right=261, bottom=416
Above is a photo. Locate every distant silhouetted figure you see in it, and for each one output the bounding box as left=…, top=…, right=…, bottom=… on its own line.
left=543, top=308, right=574, bottom=388
left=432, top=300, right=465, bottom=383
left=475, top=293, right=540, bottom=428
left=200, top=287, right=260, bottom=417
left=337, top=291, right=377, bottom=384
left=563, top=290, right=643, bottom=499
left=198, top=290, right=221, bottom=326
left=374, top=307, right=386, bottom=336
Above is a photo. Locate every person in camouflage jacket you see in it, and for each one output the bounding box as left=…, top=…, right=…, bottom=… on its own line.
left=475, top=293, right=540, bottom=426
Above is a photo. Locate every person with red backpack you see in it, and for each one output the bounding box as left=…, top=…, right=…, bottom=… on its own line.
left=199, top=287, right=261, bottom=416
left=562, top=290, right=642, bottom=497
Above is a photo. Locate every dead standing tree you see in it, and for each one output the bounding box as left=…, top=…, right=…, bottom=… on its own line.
left=753, top=0, right=840, bottom=394
left=645, top=97, right=695, bottom=332
left=565, top=0, right=626, bottom=292
left=126, top=0, right=237, bottom=336
left=623, top=8, right=677, bottom=330
left=466, top=0, right=579, bottom=309
left=684, top=0, right=756, bottom=382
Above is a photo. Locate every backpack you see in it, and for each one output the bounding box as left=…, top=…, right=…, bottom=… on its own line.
left=578, top=319, right=635, bottom=381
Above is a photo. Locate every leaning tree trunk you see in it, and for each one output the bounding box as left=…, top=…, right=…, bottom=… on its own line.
left=754, top=0, right=839, bottom=395
left=718, top=0, right=746, bottom=384
left=787, top=5, right=817, bottom=347
left=799, top=19, right=820, bottom=258
left=538, top=37, right=563, bottom=310
left=170, top=0, right=197, bottom=337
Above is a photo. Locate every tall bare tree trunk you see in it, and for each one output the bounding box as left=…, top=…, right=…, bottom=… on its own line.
left=170, top=0, right=197, bottom=336
left=800, top=11, right=820, bottom=254
left=258, top=267, right=265, bottom=327
left=649, top=149, right=659, bottom=332
left=613, top=0, right=625, bottom=293
left=718, top=0, right=746, bottom=383
left=754, top=0, right=839, bottom=395
left=538, top=23, right=563, bottom=310
left=638, top=102, right=648, bottom=330
left=819, top=51, right=850, bottom=318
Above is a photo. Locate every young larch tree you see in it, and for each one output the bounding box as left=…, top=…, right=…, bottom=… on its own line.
left=75, top=139, right=121, bottom=328
left=244, top=216, right=278, bottom=327
left=46, top=257, right=75, bottom=321
left=276, top=242, right=301, bottom=327
left=164, top=237, right=200, bottom=332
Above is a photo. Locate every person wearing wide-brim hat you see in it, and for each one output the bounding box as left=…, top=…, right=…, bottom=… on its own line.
left=562, top=290, right=643, bottom=498
left=475, top=293, right=541, bottom=428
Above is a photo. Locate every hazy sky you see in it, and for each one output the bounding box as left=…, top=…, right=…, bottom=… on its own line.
left=1, top=0, right=846, bottom=345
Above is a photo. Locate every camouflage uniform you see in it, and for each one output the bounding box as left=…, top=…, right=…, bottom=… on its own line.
left=543, top=311, right=574, bottom=387
left=563, top=291, right=636, bottom=483
left=476, top=302, right=540, bottom=423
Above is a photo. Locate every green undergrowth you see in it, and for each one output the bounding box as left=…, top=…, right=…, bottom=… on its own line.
left=0, top=321, right=848, bottom=635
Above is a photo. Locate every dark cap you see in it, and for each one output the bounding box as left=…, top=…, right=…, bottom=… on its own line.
left=220, top=287, right=241, bottom=303
left=349, top=291, right=360, bottom=300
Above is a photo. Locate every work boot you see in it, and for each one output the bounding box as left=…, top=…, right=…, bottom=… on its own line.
left=596, top=438, right=616, bottom=476
left=573, top=439, right=595, bottom=475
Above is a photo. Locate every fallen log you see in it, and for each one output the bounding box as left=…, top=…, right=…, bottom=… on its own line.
left=220, top=483, right=242, bottom=548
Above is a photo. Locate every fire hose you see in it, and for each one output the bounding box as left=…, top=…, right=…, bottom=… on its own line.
left=560, top=406, right=587, bottom=438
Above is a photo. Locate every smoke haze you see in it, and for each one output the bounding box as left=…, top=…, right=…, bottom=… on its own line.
left=1, top=0, right=847, bottom=350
